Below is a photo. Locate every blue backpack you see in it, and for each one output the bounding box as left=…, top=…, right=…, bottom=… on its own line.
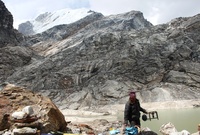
left=125, top=127, right=138, bottom=135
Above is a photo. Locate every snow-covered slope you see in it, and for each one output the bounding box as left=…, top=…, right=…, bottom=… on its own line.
left=18, top=8, right=93, bottom=35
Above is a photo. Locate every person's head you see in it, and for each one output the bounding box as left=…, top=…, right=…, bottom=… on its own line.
left=198, top=124, right=200, bottom=131
left=129, top=91, right=136, bottom=102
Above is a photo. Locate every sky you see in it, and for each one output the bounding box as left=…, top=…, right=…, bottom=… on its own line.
left=3, top=0, right=200, bottom=29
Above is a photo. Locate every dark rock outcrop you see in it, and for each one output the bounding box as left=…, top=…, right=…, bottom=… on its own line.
left=0, top=0, right=24, bottom=47
left=0, top=0, right=13, bottom=29
left=0, top=0, right=34, bottom=84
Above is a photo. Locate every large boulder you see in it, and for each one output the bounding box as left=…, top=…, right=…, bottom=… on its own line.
left=0, top=83, right=67, bottom=133
left=159, top=122, right=190, bottom=135
left=160, top=122, right=177, bottom=135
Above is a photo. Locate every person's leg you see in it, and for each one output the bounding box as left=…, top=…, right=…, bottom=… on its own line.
left=130, top=121, right=136, bottom=127
left=129, top=118, right=141, bottom=127
left=134, top=118, right=141, bottom=127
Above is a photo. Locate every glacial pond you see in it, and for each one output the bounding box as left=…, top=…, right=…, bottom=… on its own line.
left=118, top=108, right=200, bottom=135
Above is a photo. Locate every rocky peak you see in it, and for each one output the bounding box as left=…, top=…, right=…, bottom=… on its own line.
left=18, top=8, right=94, bottom=35
left=0, top=0, right=24, bottom=47
left=18, top=21, right=34, bottom=35
left=99, top=10, right=153, bottom=30
left=0, top=0, right=13, bottom=29
left=35, top=12, right=50, bottom=22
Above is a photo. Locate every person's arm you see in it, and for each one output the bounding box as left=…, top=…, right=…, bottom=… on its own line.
left=140, top=107, right=148, bottom=114
left=138, top=101, right=148, bottom=113
left=124, top=102, right=130, bottom=125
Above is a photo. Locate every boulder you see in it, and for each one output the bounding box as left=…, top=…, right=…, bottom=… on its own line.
left=11, top=111, right=27, bottom=120
left=160, top=122, right=177, bottom=135
left=160, top=122, right=190, bottom=135
left=169, top=130, right=190, bottom=135
left=0, top=83, right=67, bottom=133
left=22, top=106, right=34, bottom=116
left=12, top=127, right=37, bottom=135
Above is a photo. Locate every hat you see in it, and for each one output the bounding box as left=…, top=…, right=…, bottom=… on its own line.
left=198, top=124, right=200, bottom=127
left=129, top=91, right=135, bottom=95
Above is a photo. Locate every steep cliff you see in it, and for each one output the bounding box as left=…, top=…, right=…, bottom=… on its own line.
left=0, top=0, right=33, bottom=83
left=0, top=0, right=23, bottom=47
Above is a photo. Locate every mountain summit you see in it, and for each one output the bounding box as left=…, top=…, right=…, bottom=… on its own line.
left=18, top=8, right=94, bottom=35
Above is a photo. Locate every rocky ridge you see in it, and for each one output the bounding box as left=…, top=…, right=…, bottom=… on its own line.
left=18, top=8, right=94, bottom=35
left=0, top=0, right=200, bottom=111
left=0, top=0, right=23, bottom=47
left=0, top=0, right=33, bottom=83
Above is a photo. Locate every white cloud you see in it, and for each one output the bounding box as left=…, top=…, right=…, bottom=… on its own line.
left=88, top=0, right=200, bottom=25
left=3, top=0, right=200, bottom=28
left=148, top=7, right=160, bottom=25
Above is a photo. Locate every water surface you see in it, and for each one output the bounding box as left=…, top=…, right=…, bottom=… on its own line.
left=118, top=108, right=200, bottom=135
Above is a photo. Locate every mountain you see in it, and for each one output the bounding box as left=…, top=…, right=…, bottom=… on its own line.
left=0, top=0, right=23, bottom=47
left=0, top=0, right=32, bottom=82
left=18, top=8, right=94, bottom=35
left=1, top=0, right=200, bottom=110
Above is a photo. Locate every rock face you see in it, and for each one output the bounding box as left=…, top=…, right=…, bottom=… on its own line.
left=0, top=0, right=23, bottom=47
left=0, top=83, right=67, bottom=133
left=0, top=0, right=12, bottom=29
left=0, top=0, right=33, bottom=86
left=18, top=21, right=34, bottom=35
left=0, top=46, right=33, bottom=81
left=1, top=0, right=200, bottom=110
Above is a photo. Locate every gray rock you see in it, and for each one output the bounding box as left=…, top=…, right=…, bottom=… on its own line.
left=1, top=1, right=200, bottom=110
left=18, top=21, right=34, bottom=35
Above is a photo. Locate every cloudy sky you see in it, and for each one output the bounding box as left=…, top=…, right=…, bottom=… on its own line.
left=4, top=0, right=200, bottom=28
